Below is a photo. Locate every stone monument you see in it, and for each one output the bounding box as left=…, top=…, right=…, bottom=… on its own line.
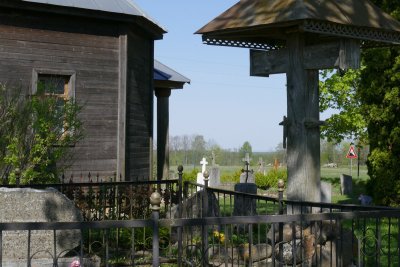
left=340, top=174, right=353, bottom=195
left=321, top=181, right=332, bottom=203
left=234, top=153, right=257, bottom=216
left=209, top=151, right=221, bottom=187
left=257, top=157, right=266, bottom=175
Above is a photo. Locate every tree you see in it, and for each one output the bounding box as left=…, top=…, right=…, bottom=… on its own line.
left=360, top=45, right=400, bottom=205
left=319, top=69, right=367, bottom=144
left=319, top=1, right=400, bottom=205
left=191, top=135, right=206, bottom=165
left=0, top=84, right=84, bottom=184
left=239, top=141, right=252, bottom=163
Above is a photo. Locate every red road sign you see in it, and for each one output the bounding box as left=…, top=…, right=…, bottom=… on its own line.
left=346, top=145, right=358, bottom=159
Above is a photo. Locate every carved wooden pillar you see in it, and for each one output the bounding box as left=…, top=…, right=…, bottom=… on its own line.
left=286, top=32, right=321, bottom=210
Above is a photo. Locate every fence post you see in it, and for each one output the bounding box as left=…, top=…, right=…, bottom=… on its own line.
left=201, top=170, right=209, bottom=267
left=278, top=179, right=285, bottom=267
left=150, top=191, right=161, bottom=267
left=177, top=165, right=183, bottom=267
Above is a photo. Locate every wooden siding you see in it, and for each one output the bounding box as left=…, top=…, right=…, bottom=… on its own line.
left=0, top=17, right=120, bottom=178
left=125, top=32, right=153, bottom=181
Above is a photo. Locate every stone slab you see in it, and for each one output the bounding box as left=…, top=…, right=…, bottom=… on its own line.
left=233, top=183, right=257, bottom=216
left=209, top=166, right=220, bottom=187
left=0, top=187, right=83, bottom=259
left=321, top=181, right=332, bottom=203
left=340, top=174, right=353, bottom=195
left=240, top=172, right=255, bottom=183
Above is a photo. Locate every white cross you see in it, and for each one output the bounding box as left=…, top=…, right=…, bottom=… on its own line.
left=200, top=157, right=208, bottom=174
left=242, top=153, right=251, bottom=164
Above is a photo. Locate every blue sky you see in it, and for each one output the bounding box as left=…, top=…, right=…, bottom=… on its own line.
left=134, top=0, right=293, bottom=152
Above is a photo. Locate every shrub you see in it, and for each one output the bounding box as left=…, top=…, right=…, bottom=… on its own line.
left=220, top=169, right=242, bottom=184
left=255, top=169, right=287, bottom=190
left=0, top=84, right=83, bottom=184
left=182, top=168, right=199, bottom=183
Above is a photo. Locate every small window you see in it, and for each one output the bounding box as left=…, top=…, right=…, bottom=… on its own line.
left=31, top=69, right=76, bottom=139
left=31, top=69, right=75, bottom=98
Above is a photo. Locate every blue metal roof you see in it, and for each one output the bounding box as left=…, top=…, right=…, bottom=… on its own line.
left=154, top=60, right=190, bottom=84
left=22, top=0, right=166, bottom=32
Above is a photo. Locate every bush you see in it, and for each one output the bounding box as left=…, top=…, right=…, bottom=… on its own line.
left=255, top=169, right=287, bottom=190
left=366, top=149, right=400, bottom=206
left=220, top=169, right=242, bottom=184
left=0, top=84, right=83, bottom=184
left=182, top=168, right=199, bottom=183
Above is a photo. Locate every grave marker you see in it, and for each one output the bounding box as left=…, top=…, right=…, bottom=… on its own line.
left=196, top=157, right=208, bottom=190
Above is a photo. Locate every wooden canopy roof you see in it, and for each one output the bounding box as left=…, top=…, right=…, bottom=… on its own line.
left=196, top=0, right=400, bottom=50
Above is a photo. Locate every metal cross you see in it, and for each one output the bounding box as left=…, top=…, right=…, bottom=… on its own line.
left=242, top=153, right=253, bottom=183
left=279, top=116, right=288, bottom=149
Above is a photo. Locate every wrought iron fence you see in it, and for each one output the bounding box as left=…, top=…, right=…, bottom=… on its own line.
left=2, top=166, right=400, bottom=266
left=1, top=192, right=400, bottom=267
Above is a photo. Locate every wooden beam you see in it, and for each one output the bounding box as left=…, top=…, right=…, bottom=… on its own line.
left=117, top=33, right=128, bottom=181
left=250, top=39, right=360, bottom=76
left=286, top=32, right=321, bottom=210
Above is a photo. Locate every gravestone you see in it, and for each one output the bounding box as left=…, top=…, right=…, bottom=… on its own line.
left=0, top=187, right=83, bottom=260
left=340, top=174, right=353, bottom=195
left=257, top=157, right=266, bottom=175
left=234, top=153, right=257, bottom=216
left=321, top=181, right=332, bottom=203
left=196, top=157, right=208, bottom=191
left=239, top=172, right=254, bottom=183
left=233, top=183, right=257, bottom=216
left=209, top=167, right=220, bottom=187
left=209, top=151, right=220, bottom=187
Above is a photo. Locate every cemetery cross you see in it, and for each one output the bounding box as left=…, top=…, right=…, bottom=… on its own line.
left=196, top=0, right=400, bottom=208
left=200, top=157, right=208, bottom=175
left=242, top=153, right=253, bottom=183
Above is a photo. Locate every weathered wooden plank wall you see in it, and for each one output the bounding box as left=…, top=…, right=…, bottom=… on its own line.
left=125, top=32, right=154, bottom=181
left=0, top=9, right=129, bottom=179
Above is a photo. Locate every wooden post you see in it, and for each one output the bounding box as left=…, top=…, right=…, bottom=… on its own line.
left=117, top=33, right=127, bottom=181
left=286, top=32, right=321, bottom=211
left=155, top=88, right=171, bottom=181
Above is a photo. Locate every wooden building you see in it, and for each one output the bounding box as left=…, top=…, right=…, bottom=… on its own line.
left=0, top=0, right=168, bottom=180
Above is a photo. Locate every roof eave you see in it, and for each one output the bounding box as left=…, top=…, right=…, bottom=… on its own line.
left=0, top=0, right=166, bottom=39
left=198, top=20, right=400, bottom=49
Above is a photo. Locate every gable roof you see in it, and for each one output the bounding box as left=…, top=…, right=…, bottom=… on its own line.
left=196, top=0, right=400, bottom=48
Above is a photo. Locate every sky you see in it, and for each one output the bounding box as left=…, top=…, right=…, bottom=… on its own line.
left=134, top=0, right=329, bottom=152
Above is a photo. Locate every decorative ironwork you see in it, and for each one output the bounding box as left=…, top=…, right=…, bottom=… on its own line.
left=202, top=37, right=282, bottom=50
left=303, top=20, right=400, bottom=46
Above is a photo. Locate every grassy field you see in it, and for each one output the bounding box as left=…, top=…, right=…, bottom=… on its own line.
left=171, top=164, right=370, bottom=205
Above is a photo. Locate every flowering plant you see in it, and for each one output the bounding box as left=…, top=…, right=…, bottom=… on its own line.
left=69, top=259, right=80, bottom=267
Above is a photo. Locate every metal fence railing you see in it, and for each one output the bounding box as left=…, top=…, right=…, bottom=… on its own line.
left=1, top=192, right=400, bottom=267
left=2, top=166, right=400, bottom=266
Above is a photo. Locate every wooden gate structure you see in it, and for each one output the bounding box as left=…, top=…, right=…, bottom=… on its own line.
left=196, top=0, right=400, bottom=209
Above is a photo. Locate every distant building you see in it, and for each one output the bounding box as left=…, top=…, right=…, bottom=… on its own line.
left=0, top=0, right=188, bottom=181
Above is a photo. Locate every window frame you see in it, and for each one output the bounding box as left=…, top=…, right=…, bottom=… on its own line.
left=31, top=68, right=77, bottom=143
left=31, top=68, right=76, bottom=98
